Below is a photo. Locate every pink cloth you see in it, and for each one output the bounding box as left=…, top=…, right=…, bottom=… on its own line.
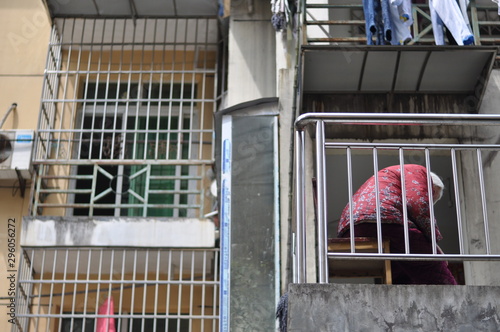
left=338, top=164, right=442, bottom=242
left=96, top=297, right=116, bottom=332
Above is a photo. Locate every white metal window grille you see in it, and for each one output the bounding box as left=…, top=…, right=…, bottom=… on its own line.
left=294, top=113, right=500, bottom=283
left=33, top=17, right=224, bottom=218
left=13, top=247, right=220, bottom=332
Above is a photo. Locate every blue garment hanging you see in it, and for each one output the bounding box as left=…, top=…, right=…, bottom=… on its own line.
left=364, top=0, right=393, bottom=45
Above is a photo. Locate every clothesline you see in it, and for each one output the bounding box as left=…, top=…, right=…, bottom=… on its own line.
left=363, top=0, right=475, bottom=45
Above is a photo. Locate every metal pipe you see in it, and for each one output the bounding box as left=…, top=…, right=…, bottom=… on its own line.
left=0, top=103, right=17, bottom=129
left=399, top=149, right=410, bottom=254
left=315, top=120, right=328, bottom=283
left=294, top=130, right=306, bottom=283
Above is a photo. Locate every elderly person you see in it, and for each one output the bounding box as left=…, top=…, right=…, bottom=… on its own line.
left=337, top=164, right=457, bottom=285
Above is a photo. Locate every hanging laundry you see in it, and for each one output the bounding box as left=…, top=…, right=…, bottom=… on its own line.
left=364, top=0, right=394, bottom=45
left=493, top=0, right=500, bottom=15
left=96, top=297, right=116, bottom=332
left=429, top=0, right=475, bottom=45
left=389, top=0, right=413, bottom=45
left=271, top=0, right=286, bottom=31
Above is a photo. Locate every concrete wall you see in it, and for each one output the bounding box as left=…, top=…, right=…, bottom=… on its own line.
left=226, top=0, right=276, bottom=107
left=288, top=283, right=500, bottom=331
left=461, top=69, right=500, bottom=286
left=21, top=216, right=216, bottom=247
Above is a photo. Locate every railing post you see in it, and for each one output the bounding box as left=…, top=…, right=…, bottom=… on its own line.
left=295, top=129, right=307, bottom=283
left=315, top=120, right=329, bottom=283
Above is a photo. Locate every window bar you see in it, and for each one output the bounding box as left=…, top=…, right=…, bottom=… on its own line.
left=16, top=250, right=25, bottom=330
left=77, top=19, right=90, bottom=161
left=69, top=249, right=81, bottom=332
left=177, top=250, right=185, bottom=331
left=55, top=18, right=71, bottom=162
left=88, top=165, right=98, bottom=216
left=212, top=251, right=219, bottom=331
left=153, top=250, right=161, bottom=332
left=346, top=147, right=355, bottom=253
left=87, top=19, right=99, bottom=162
left=207, top=18, right=216, bottom=162
left=115, top=21, right=131, bottom=217
left=55, top=249, right=70, bottom=332
left=128, top=249, right=138, bottom=332
left=150, top=19, right=159, bottom=162
left=158, top=19, right=169, bottom=161
left=114, top=19, right=127, bottom=161
left=174, top=19, right=189, bottom=218
left=32, top=166, right=43, bottom=216
left=117, top=248, right=127, bottom=332
left=94, top=249, right=104, bottom=329
left=477, top=148, right=491, bottom=255
left=38, top=26, right=59, bottom=161
left=200, top=250, right=207, bottom=332
left=97, top=20, right=109, bottom=161
left=135, top=20, right=145, bottom=161
left=141, top=20, right=151, bottom=162
left=44, top=249, right=58, bottom=332
left=451, top=148, right=465, bottom=255
left=165, top=19, right=179, bottom=163
left=64, top=19, right=78, bottom=160
left=24, top=250, right=34, bottom=331
left=165, top=250, right=173, bottom=332
left=81, top=249, right=92, bottom=332
left=101, top=20, right=121, bottom=217
left=188, top=19, right=199, bottom=161
left=372, top=147, right=383, bottom=254
left=176, top=18, right=187, bottom=162
left=141, top=249, right=149, bottom=332
left=197, top=20, right=207, bottom=162
left=157, top=21, right=168, bottom=159
left=47, top=27, right=60, bottom=160
left=399, top=148, right=410, bottom=254
left=27, top=250, right=34, bottom=330
left=72, top=19, right=84, bottom=157
left=33, top=249, right=45, bottom=332
left=142, top=165, right=151, bottom=217
left=424, top=148, right=438, bottom=254
left=120, top=20, right=133, bottom=160
left=188, top=250, right=195, bottom=332
left=107, top=249, right=116, bottom=331
left=106, top=19, right=118, bottom=161
left=128, top=20, right=139, bottom=163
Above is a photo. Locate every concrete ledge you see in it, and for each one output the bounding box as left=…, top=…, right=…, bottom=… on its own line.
left=21, top=216, right=216, bottom=247
left=288, top=283, right=500, bottom=331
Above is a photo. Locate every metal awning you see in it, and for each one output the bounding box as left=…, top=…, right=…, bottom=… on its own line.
left=302, top=45, right=498, bottom=94
left=42, top=0, right=220, bottom=18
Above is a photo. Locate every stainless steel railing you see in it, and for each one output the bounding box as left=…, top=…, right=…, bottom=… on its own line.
left=294, top=113, right=500, bottom=283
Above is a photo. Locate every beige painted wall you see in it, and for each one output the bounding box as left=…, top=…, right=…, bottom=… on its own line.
left=0, top=0, right=51, bottom=330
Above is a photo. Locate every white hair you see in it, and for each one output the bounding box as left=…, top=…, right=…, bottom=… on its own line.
left=430, top=172, right=444, bottom=203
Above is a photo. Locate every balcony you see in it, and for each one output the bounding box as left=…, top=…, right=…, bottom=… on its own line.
left=23, top=16, right=224, bottom=249
left=303, top=0, right=500, bottom=46
left=299, top=1, right=500, bottom=115
left=289, top=112, right=500, bottom=329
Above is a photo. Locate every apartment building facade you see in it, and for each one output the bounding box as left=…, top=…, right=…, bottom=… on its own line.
left=2, top=0, right=500, bottom=331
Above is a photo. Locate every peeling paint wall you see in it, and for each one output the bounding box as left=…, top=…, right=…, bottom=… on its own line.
left=462, top=69, right=500, bottom=286
left=21, top=216, right=216, bottom=247
left=288, top=283, right=500, bottom=331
